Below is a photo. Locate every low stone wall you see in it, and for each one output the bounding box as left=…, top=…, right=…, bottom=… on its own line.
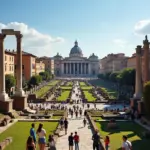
left=87, top=112, right=105, bottom=150
left=0, top=137, right=12, bottom=150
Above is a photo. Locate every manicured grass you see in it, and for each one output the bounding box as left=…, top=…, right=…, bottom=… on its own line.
left=83, top=91, right=96, bottom=101
left=96, top=121, right=150, bottom=150
left=89, top=79, right=117, bottom=99
left=34, top=85, right=52, bottom=98
left=0, top=122, right=58, bottom=150
left=51, top=116, right=62, bottom=119
left=79, top=82, right=87, bottom=86
left=57, top=91, right=70, bottom=101
left=48, top=80, right=59, bottom=86
left=81, top=86, right=93, bottom=90
left=60, top=86, right=72, bottom=90
left=39, top=110, right=65, bottom=115
left=66, top=82, right=73, bottom=86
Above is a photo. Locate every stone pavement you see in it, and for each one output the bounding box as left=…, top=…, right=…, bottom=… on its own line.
left=56, top=116, right=93, bottom=150
left=56, top=81, right=94, bottom=150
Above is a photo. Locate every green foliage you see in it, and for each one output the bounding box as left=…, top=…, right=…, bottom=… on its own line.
left=143, top=81, right=150, bottom=115
left=39, top=71, right=51, bottom=80
left=109, top=72, right=119, bottom=82
left=28, top=75, right=42, bottom=86
left=98, top=68, right=135, bottom=87
left=5, top=74, right=16, bottom=94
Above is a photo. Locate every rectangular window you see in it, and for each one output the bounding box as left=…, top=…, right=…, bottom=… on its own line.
left=15, top=65, right=16, bottom=70
left=22, top=65, right=24, bottom=69
left=5, top=65, right=7, bottom=71
left=9, top=66, right=11, bottom=71
left=5, top=56, right=7, bottom=61
left=10, top=57, right=11, bottom=61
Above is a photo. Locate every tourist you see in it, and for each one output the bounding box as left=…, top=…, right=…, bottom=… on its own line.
left=64, top=118, right=69, bottom=134
left=68, top=132, right=74, bottom=150
left=84, top=110, right=87, bottom=117
left=122, top=135, right=132, bottom=150
left=79, top=109, right=82, bottom=117
left=30, top=123, right=36, bottom=144
left=36, top=123, right=46, bottom=150
left=26, top=136, right=36, bottom=150
left=83, top=118, right=87, bottom=127
left=92, top=129, right=100, bottom=150
left=104, top=136, right=110, bottom=150
left=75, top=111, right=78, bottom=118
left=74, top=132, right=79, bottom=150
left=48, top=134, right=56, bottom=150
left=71, top=110, right=74, bottom=118
left=60, top=117, right=64, bottom=130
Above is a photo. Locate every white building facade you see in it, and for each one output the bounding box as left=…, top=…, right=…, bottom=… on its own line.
left=54, top=41, right=99, bottom=77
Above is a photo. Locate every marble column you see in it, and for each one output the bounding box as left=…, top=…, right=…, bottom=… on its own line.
left=73, top=63, right=75, bottom=75
left=87, top=63, right=88, bottom=74
left=81, top=63, right=82, bottom=75
left=77, top=63, right=79, bottom=74
left=88, top=63, right=91, bottom=76
left=134, top=45, right=142, bottom=99
left=84, top=63, right=86, bottom=74
left=15, top=34, right=25, bottom=96
left=66, top=63, right=68, bottom=74
left=68, top=63, right=70, bottom=74
left=0, top=34, right=9, bottom=101
left=143, top=35, right=149, bottom=83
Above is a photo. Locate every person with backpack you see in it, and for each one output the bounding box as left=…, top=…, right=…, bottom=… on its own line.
left=92, top=129, right=100, bottom=150
left=74, top=132, right=79, bottom=150
left=122, top=135, right=132, bottom=150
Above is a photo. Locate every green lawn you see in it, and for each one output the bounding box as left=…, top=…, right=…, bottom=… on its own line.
left=81, top=86, right=93, bottom=90
left=66, top=82, right=73, bottom=86
left=60, top=86, right=72, bottom=90
left=96, top=121, right=150, bottom=150
left=79, top=82, right=87, bottom=86
left=83, top=91, right=96, bottom=101
left=57, top=91, right=70, bottom=101
left=51, top=116, right=62, bottom=119
left=34, top=85, right=52, bottom=98
left=0, top=122, right=58, bottom=150
left=48, top=80, right=59, bottom=86
left=89, top=79, right=117, bottom=99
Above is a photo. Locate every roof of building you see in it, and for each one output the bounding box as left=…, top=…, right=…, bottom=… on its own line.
left=69, top=41, right=83, bottom=56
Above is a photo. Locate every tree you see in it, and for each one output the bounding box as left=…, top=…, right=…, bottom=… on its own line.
left=28, top=75, right=42, bottom=87
left=109, top=72, right=119, bottom=82
left=143, top=81, right=150, bottom=116
left=39, top=71, right=52, bottom=81
left=5, top=74, right=16, bottom=95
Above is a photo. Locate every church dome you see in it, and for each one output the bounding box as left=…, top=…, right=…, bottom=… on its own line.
left=89, top=53, right=98, bottom=60
left=69, top=41, right=83, bottom=57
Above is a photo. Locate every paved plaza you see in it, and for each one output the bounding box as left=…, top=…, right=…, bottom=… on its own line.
left=56, top=82, right=94, bottom=150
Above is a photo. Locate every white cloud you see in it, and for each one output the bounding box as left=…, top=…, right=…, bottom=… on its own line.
left=134, top=20, right=150, bottom=35
left=0, top=22, right=64, bottom=56
left=113, top=39, right=127, bottom=48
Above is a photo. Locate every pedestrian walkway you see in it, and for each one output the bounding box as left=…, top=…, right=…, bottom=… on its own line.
left=56, top=116, right=93, bottom=150
left=56, top=81, right=94, bottom=150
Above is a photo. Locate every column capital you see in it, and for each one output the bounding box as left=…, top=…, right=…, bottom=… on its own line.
left=136, top=45, right=142, bottom=55
left=0, top=34, right=6, bottom=41
left=16, top=34, right=23, bottom=40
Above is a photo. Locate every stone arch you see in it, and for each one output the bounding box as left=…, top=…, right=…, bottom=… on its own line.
left=0, top=29, right=25, bottom=112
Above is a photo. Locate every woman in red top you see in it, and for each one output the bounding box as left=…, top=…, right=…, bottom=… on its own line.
left=104, top=136, right=110, bottom=150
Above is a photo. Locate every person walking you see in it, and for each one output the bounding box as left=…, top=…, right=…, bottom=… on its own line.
left=104, top=136, right=110, bottom=150
left=92, top=130, right=100, bottom=150
left=74, top=132, right=79, bottom=150
left=68, top=132, right=74, bottom=150
left=60, top=117, right=64, bottom=130
left=83, top=118, right=87, bottom=127
left=64, top=118, right=69, bottom=135
left=36, top=123, right=46, bottom=150
left=48, top=134, right=56, bottom=150
left=26, top=136, right=36, bottom=150
left=122, top=135, right=132, bottom=150
left=30, top=123, right=36, bottom=144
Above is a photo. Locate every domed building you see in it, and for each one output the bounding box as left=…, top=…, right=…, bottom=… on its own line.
left=53, top=41, right=100, bottom=77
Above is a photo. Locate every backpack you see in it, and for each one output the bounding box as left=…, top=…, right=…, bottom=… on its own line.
left=126, top=141, right=132, bottom=150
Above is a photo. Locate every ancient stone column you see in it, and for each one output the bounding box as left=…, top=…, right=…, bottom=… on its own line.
left=73, top=63, right=75, bottom=75
left=143, top=35, right=149, bottom=83
left=81, top=63, right=82, bottom=75
left=70, top=63, right=71, bottom=74
left=0, top=34, right=9, bottom=101
left=134, top=45, right=142, bottom=99
left=15, top=34, right=25, bottom=96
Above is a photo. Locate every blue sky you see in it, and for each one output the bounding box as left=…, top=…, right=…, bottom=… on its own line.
left=1, top=0, right=150, bottom=58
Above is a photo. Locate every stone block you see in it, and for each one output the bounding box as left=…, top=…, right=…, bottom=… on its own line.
left=13, top=96, right=27, bottom=111
left=0, top=100, right=13, bottom=113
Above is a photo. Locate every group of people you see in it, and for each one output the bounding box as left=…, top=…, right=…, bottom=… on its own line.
left=26, top=123, right=56, bottom=150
